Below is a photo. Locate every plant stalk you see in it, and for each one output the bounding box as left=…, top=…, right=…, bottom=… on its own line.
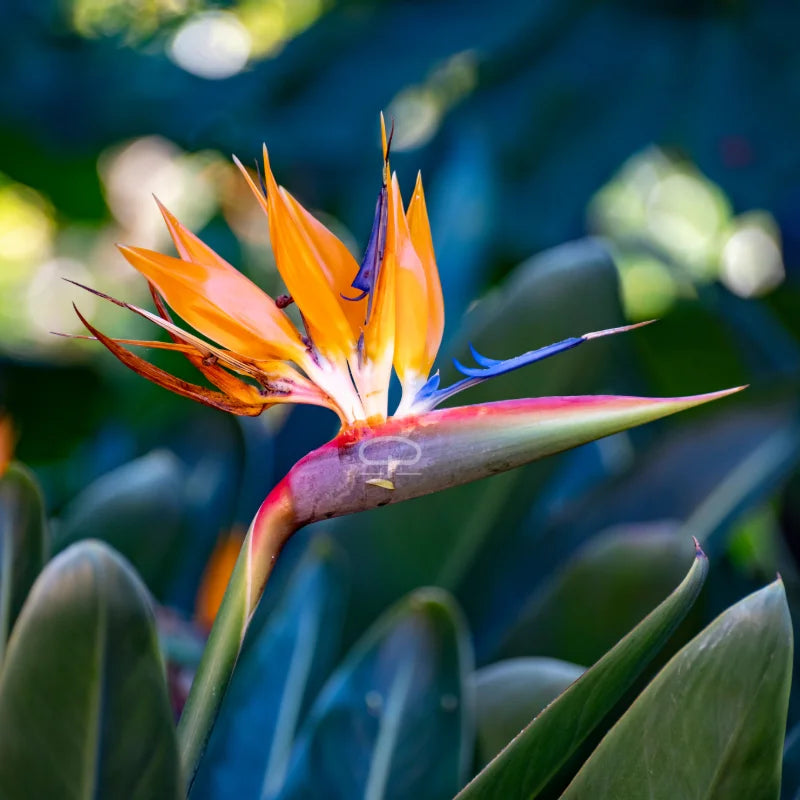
left=177, top=481, right=296, bottom=792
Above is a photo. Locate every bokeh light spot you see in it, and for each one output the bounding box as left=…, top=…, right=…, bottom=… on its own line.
left=99, top=136, right=220, bottom=247
left=646, top=171, right=730, bottom=279
left=169, top=11, right=251, bottom=79
left=0, top=180, right=54, bottom=264
left=388, top=51, right=478, bottom=151
left=720, top=214, right=784, bottom=298
left=27, top=258, right=97, bottom=339
left=617, top=253, right=681, bottom=321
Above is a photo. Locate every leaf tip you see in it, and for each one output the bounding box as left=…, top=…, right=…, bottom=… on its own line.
left=691, top=536, right=706, bottom=562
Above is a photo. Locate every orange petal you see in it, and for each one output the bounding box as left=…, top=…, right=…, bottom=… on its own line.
left=66, top=278, right=273, bottom=381
left=280, top=187, right=367, bottom=337
left=76, top=305, right=334, bottom=413
left=56, top=334, right=198, bottom=354
left=117, top=244, right=306, bottom=364
left=391, top=173, right=433, bottom=393
left=75, top=305, right=267, bottom=416
left=406, top=172, right=444, bottom=370
left=234, top=150, right=357, bottom=363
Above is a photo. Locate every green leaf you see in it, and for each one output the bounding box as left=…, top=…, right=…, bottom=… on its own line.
left=54, top=451, right=185, bottom=593
left=277, top=588, right=474, bottom=800
left=473, top=658, right=584, bottom=765
left=0, top=540, right=180, bottom=800
left=192, top=536, right=349, bottom=800
left=455, top=540, right=708, bottom=800
left=498, top=525, right=696, bottom=665
left=561, top=580, right=793, bottom=798
left=0, top=463, right=47, bottom=661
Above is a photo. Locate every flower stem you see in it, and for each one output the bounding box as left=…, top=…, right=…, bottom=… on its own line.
left=177, top=482, right=296, bottom=792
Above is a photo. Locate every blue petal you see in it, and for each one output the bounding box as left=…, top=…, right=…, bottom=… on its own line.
left=454, top=337, right=584, bottom=378
left=414, top=372, right=441, bottom=402
left=468, top=343, right=502, bottom=368
left=342, top=184, right=388, bottom=320
left=406, top=321, right=654, bottom=414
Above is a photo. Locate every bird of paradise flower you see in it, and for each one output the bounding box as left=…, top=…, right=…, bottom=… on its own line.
left=67, top=116, right=741, bottom=787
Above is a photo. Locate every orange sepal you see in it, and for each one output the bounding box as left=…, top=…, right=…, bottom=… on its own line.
left=390, top=173, right=433, bottom=386
left=74, top=305, right=268, bottom=416
left=234, top=151, right=357, bottom=363
left=117, top=243, right=306, bottom=365
left=406, top=172, right=444, bottom=370
left=280, top=187, right=367, bottom=337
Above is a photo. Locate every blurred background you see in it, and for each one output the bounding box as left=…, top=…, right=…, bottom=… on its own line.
left=2, top=0, right=800, bottom=780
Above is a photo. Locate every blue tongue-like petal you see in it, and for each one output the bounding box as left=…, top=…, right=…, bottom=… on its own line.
left=342, top=125, right=393, bottom=322
left=405, top=321, right=655, bottom=414
left=454, top=337, right=584, bottom=378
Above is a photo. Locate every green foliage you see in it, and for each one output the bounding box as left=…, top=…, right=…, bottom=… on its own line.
left=497, top=524, right=695, bottom=665
left=277, top=587, right=474, bottom=800
left=0, top=541, right=180, bottom=799
left=457, top=545, right=708, bottom=799
left=0, top=463, right=47, bottom=661
left=561, top=581, right=793, bottom=799
left=472, top=658, right=584, bottom=765
left=54, top=451, right=185, bottom=592
left=193, top=536, right=349, bottom=799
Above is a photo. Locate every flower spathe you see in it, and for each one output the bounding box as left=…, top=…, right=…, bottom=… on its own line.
left=73, top=116, right=663, bottom=429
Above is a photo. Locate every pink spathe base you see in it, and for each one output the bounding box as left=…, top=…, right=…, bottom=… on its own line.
left=248, top=388, right=744, bottom=584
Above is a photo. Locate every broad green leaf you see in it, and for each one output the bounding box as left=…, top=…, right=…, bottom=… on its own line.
left=54, top=450, right=185, bottom=592
left=192, top=536, right=349, bottom=800
left=456, top=541, right=708, bottom=800
left=562, top=580, right=793, bottom=799
left=277, top=588, right=473, bottom=800
left=473, top=658, right=584, bottom=765
left=0, top=463, right=47, bottom=661
left=0, top=540, right=180, bottom=799
left=498, top=525, right=695, bottom=665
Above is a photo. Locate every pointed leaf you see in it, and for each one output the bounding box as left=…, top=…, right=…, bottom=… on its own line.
left=455, top=542, right=708, bottom=800
left=561, top=580, right=793, bottom=798
left=276, top=589, right=473, bottom=800
left=0, top=541, right=180, bottom=799
left=0, top=463, right=47, bottom=661
left=192, top=536, right=349, bottom=800
left=473, top=658, right=584, bottom=765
